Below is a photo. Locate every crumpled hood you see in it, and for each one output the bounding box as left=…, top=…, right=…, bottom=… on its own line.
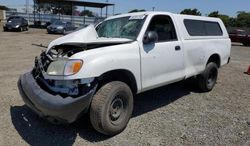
left=47, top=24, right=133, bottom=51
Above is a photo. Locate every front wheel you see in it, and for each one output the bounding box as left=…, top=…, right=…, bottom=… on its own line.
left=18, top=27, right=22, bottom=32
left=90, top=81, right=133, bottom=136
left=197, top=62, right=218, bottom=92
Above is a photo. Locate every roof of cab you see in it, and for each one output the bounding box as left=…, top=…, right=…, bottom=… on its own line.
left=106, top=11, right=173, bottom=20
left=106, top=11, right=222, bottom=22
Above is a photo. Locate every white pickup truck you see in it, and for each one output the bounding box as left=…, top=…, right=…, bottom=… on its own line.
left=18, top=11, right=231, bottom=135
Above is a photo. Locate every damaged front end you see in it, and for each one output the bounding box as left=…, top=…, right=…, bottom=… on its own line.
left=18, top=45, right=97, bottom=123
left=32, top=45, right=96, bottom=97
left=18, top=24, right=134, bottom=123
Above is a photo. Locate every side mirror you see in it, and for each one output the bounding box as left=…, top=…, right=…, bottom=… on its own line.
left=143, top=31, right=158, bottom=44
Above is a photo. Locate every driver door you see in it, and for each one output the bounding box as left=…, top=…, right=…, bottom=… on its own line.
left=141, top=15, right=185, bottom=91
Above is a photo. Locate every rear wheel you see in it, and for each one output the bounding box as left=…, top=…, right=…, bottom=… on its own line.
left=90, top=81, right=133, bottom=136
left=197, top=62, right=218, bottom=92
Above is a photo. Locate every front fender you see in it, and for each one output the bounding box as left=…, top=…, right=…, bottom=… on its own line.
left=66, top=42, right=142, bottom=91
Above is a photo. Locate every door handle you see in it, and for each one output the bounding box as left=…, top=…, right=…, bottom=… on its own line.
left=175, top=46, right=181, bottom=51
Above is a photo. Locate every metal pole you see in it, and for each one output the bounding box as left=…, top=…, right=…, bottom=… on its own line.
left=38, top=5, right=41, bottom=23
left=71, top=2, right=73, bottom=23
left=106, top=6, right=108, bottom=17
left=83, top=6, right=86, bottom=24
left=26, top=0, right=28, bottom=14
left=33, top=1, right=35, bottom=24
left=106, top=0, right=108, bottom=17
left=58, top=2, right=60, bottom=20
left=27, top=0, right=30, bottom=22
left=100, top=8, right=102, bottom=18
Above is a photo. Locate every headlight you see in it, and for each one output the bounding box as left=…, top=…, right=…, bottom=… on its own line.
left=15, top=25, right=20, bottom=28
left=57, top=26, right=63, bottom=29
left=47, top=59, right=83, bottom=76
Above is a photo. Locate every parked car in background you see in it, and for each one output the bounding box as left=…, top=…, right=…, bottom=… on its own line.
left=63, top=24, right=89, bottom=35
left=47, top=20, right=77, bottom=34
left=3, top=16, right=28, bottom=32
left=45, top=18, right=59, bottom=27
left=229, top=29, right=250, bottom=46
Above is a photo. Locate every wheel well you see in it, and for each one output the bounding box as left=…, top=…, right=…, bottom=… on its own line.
left=207, top=54, right=221, bottom=68
left=97, top=69, right=138, bottom=94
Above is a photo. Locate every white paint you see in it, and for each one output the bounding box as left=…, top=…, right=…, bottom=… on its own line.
left=45, top=11, right=231, bottom=94
left=47, top=24, right=133, bottom=52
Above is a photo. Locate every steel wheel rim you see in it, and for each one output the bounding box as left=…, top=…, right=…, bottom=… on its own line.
left=109, top=94, right=128, bottom=125
left=207, top=68, right=217, bottom=87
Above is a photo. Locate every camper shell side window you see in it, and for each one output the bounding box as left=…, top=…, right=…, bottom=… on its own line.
left=184, top=19, right=223, bottom=36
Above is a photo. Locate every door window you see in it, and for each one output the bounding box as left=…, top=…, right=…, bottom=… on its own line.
left=147, top=15, right=177, bottom=42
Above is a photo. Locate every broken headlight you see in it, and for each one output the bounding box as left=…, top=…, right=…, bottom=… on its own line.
left=47, top=59, right=83, bottom=76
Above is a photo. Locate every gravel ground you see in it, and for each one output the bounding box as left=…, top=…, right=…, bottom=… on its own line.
left=0, top=28, right=249, bottom=146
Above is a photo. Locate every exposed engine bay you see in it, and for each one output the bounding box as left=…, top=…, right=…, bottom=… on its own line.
left=32, top=42, right=132, bottom=98
left=32, top=45, right=95, bottom=98
left=31, top=25, right=133, bottom=98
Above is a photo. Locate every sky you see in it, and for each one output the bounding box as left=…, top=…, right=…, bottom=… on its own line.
left=0, top=0, right=249, bottom=17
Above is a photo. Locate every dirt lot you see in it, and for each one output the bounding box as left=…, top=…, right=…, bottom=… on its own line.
left=0, top=28, right=249, bottom=146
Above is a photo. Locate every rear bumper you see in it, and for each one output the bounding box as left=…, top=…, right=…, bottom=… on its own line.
left=18, top=72, right=96, bottom=123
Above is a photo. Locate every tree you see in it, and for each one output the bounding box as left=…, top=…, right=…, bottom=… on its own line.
left=33, top=0, right=78, bottom=15
left=0, top=5, right=9, bottom=10
left=228, top=17, right=237, bottom=27
left=208, top=11, right=219, bottom=17
left=180, top=9, right=202, bottom=16
left=128, top=9, right=146, bottom=13
left=235, top=11, right=250, bottom=27
left=80, top=10, right=94, bottom=17
left=208, top=11, right=230, bottom=27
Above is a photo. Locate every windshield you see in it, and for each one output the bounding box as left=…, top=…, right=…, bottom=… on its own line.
left=9, top=18, right=22, bottom=23
left=53, top=20, right=65, bottom=26
left=96, top=16, right=146, bottom=40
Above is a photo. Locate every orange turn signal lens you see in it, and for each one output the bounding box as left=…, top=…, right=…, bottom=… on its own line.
left=73, top=61, right=82, bottom=73
left=64, top=60, right=83, bottom=76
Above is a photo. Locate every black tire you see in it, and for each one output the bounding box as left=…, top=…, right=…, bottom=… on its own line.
left=243, top=42, right=248, bottom=46
left=18, top=27, right=22, bottom=32
left=197, top=62, right=218, bottom=92
left=90, top=81, right=133, bottom=136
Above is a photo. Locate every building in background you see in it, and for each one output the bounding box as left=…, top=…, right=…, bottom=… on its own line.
left=0, top=5, right=9, bottom=21
left=4, top=0, right=115, bottom=27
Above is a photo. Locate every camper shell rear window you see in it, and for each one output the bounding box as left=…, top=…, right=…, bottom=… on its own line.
left=184, top=19, right=223, bottom=36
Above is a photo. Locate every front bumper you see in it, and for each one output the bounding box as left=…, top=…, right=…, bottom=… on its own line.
left=18, top=72, right=96, bottom=123
left=47, top=28, right=64, bottom=34
left=3, top=26, right=19, bottom=31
